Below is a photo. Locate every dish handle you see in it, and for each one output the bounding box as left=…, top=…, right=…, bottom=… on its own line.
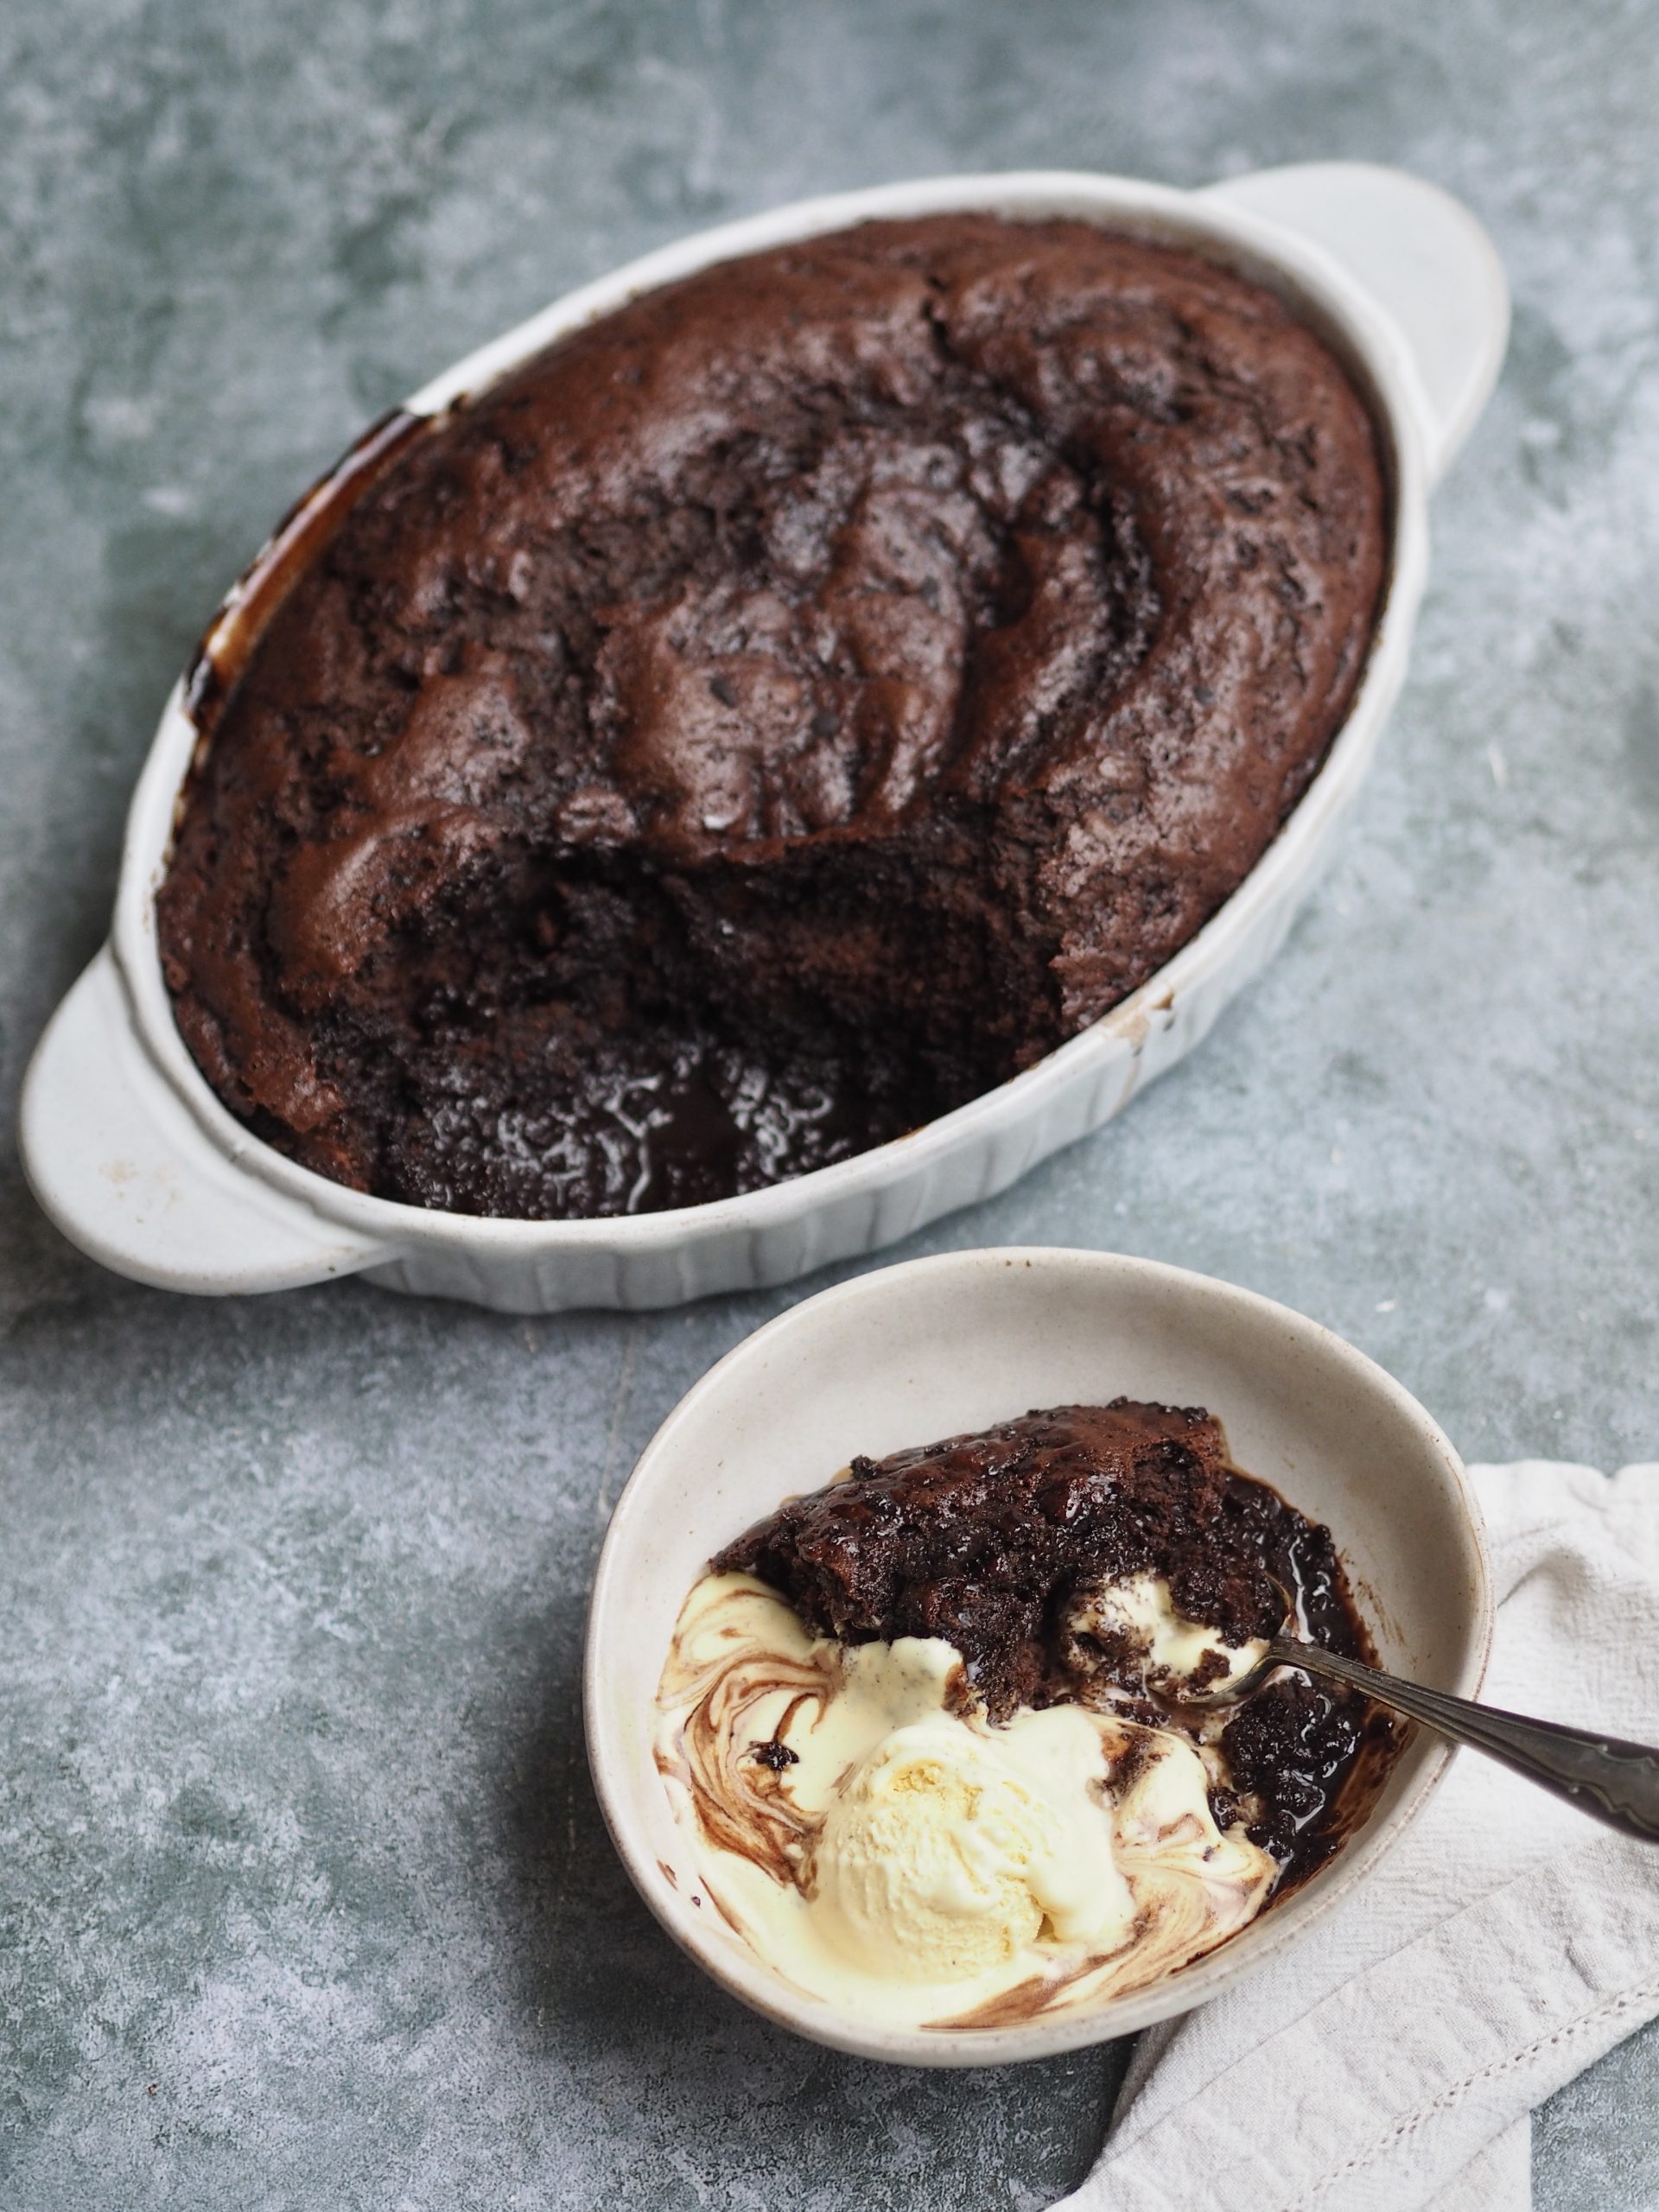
left=1200, top=161, right=1509, bottom=486
left=20, top=944, right=392, bottom=1295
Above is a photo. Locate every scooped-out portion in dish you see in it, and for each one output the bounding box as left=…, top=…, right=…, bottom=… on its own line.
left=159, top=214, right=1387, bottom=1222
left=653, top=1401, right=1399, bottom=2031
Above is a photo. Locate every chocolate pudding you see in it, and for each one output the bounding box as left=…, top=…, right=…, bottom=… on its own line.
left=715, top=1400, right=1395, bottom=1886
left=159, top=215, right=1387, bottom=1219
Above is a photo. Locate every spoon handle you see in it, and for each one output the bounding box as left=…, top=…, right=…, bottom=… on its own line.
left=1271, top=1639, right=1659, bottom=1844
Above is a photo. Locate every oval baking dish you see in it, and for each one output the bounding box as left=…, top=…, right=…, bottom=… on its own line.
left=21, top=162, right=1507, bottom=1311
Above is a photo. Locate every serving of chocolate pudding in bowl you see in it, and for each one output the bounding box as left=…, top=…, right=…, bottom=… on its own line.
left=22, top=165, right=1508, bottom=1306
left=586, top=1248, right=1491, bottom=2063
left=654, top=1401, right=1398, bottom=2033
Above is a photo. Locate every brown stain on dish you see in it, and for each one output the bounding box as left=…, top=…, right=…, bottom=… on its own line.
left=697, top=1876, right=747, bottom=1937
left=928, top=1969, right=1064, bottom=2031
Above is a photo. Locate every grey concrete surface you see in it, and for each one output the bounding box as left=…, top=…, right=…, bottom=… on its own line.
left=2, top=0, right=1656, bottom=2204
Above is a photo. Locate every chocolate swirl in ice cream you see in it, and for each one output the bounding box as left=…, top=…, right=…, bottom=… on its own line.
left=657, top=1578, right=845, bottom=1885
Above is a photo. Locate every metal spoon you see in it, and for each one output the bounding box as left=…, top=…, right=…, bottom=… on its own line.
left=1185, top=1594, right=1659, bottom=1845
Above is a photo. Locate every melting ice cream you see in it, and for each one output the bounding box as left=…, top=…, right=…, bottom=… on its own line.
left=653, top=1573, right=1275, bottom=2030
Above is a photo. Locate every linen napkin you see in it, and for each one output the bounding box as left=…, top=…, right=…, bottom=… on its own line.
left=1067, top=1459, right=1659, bottom=2212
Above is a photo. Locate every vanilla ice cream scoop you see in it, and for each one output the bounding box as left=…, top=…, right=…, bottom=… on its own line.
left=815, top=1709, right=1135, bottom=1981
left=817, top=1722, right=1051, bottom=1977
left=654, top=1573, right=1274, bottom=2030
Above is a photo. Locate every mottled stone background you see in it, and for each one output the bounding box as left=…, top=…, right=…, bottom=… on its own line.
left=3, top=0, right=1656, bottom=2204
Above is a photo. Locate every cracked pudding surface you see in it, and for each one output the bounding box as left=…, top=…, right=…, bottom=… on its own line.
left=159, top=214, right=1387, bottom=1219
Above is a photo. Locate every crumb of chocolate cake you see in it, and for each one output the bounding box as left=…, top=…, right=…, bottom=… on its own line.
left=747, top=1738, right=799, bottom=1771
left=1185, top=1647, right=1233, bottom=1693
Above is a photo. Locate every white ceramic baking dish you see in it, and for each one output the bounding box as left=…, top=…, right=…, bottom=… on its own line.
left=21, top=162, right=1508, bottom=1311
left=585, top=1247, right=1491, bottom=2063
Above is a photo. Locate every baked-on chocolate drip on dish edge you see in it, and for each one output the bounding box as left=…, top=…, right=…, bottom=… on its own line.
left=160, top=215, right=1386, bottom=1220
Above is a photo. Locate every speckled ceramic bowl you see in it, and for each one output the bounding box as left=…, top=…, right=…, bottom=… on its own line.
left=22, top=163, right=1507, bottom=1310
left=585, top=1245, right=1492, bottom=2064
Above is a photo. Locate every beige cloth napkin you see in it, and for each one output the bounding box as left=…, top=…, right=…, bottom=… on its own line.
left=1067, top=1460, right=1659, bottom=2212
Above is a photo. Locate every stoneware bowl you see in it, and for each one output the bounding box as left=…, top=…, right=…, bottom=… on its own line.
left=22, top=163, right=1509, bottom=1312
left=585, top=1246, right=1491, bottom=2064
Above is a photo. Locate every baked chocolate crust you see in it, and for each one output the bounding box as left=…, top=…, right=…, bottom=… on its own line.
left=159, top=215, right=1386, bottom=1218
